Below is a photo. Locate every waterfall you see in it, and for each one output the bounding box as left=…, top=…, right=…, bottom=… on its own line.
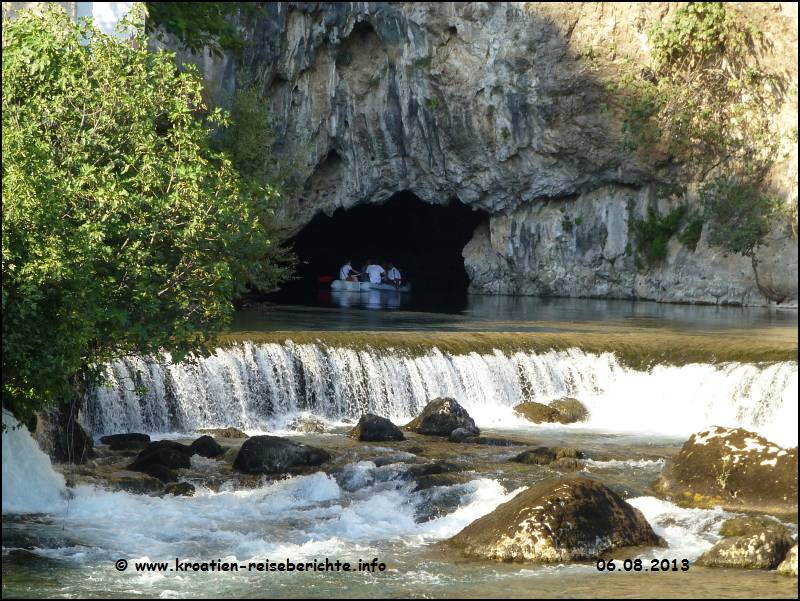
left=2, top=410, right=67, bottom=514
left=81, top=342, right=798, bottom=446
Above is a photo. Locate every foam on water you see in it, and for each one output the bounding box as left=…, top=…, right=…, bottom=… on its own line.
left=82, top=342, right=798, bottom=445
left=2, top=410, right=67, bottom=514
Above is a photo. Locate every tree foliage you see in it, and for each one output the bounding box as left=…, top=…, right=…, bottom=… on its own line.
left=144, top=2, right=260, bottom=57
left=2, top=7, right=290, bottom=420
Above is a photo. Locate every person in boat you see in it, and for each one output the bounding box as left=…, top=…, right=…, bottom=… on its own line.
left=339, top=259, right=361, bottom=282
left=386, top=262, right=402, bottom=288
left=365, top=259, right=385, bottom=284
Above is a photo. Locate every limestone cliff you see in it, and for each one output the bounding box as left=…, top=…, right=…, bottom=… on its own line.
left=172, top=2, right=798, bottom=306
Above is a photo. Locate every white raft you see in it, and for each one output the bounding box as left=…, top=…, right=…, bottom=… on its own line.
left=330, top=280, right=411, bottom=292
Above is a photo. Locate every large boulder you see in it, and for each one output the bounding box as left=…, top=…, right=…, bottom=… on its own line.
left=653, top=426, right=798, bottom=513
left=447, top=477, right=663, bottom=562
left=189, top=435, right=225, bottom=458
left=32, top=405, right=94, bottom=464
left=100, top=433, right=151, bottom=451
left=697, top=517, right=794, bottom=569
left=777, top=544, right=798, bottom=576
left=404, top=398, right=478, bottom=436
left=349, top=414, right=404, bottom=442
left=233, top=435, right=331, bottom=474
left=549, top=397, right=589, bottom=423
left=513, top=402, right=565, bottom=424
left=130, top=441, right=192, bottom=472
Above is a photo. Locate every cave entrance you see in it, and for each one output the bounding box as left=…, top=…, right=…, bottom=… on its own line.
left=275, top=191, right=487, bottom=310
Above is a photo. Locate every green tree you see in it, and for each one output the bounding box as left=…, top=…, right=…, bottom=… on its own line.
left=2, top=6, right=290, bottom=421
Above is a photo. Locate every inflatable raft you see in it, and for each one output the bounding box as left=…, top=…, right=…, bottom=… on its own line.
left=330, top=280, right=411, bottom=292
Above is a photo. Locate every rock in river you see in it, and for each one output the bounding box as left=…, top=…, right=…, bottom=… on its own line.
left=349, top=414, right=404, bottom=442
left=198, top=427, right=248, bottom=439
left=696, top=516, right=794, bottom=570
left=549, top=397, right=589, bottom=423
left=653, top=426, right=798, bottom=513
left=513, top=402, right=565, bottom=424
left=447, top=477, right=663, bottom=562
left=777, top=544, right=798, bottom=576
left=404, top=398, right=478, bottom=436
left=100, top=433, right=151, bottom=451
left=189, top=435, right=225, bottom=458
left=233, top=435, right=331, bottom=474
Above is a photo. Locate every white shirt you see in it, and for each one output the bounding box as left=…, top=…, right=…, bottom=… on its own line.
left=365, top=264, right=385, bottom=284
left=339, top=264, right=353, bottom=280
left=387, top=267, right=401, bottom=281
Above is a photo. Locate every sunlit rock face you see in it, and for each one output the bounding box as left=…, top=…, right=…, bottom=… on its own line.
left=169, top=2, right=798, bottom=306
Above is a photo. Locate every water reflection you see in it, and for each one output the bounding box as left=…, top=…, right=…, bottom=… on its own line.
left=331, top=289, right=404, bottom=310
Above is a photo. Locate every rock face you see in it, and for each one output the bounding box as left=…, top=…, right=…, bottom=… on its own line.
left=513, top=402, right=565, bottom=424
left=33, top=405, right=94, bottom=464
left=233, top=435, right=331, bottom=474
left=448, top=477, right=663, bottom=562
left=100, top=433, right=151, bottom=451
left=697, top=517, right=794, bottom=570
left=654, top=426, right=798, bottom=514
left=777, top=544, right=798, bottom=576
left=170, top=2, right=797, bottom=307
left=349, top=414, right=405, bottom=441
left=404, top=398, right=477, bottom=436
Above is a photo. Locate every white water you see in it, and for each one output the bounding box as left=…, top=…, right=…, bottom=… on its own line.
left=2, top=410, right=67, bottom=514
left=81, top=342, right=798, bottom=445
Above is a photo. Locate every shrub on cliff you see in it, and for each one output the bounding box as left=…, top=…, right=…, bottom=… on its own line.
left=2, top=7, right=289, bottom=422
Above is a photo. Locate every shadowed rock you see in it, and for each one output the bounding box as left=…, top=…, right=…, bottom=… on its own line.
left=189, top=435, right=225, bottom=458
left=233, top=435, right=330, bottom=474
left=130, top=441, right=192, bottom=472
left=349, top=414, right=404, bottom=441
left=447, top=477, right=663, bottom=562
left=100, top=433, right=151, bottom=451
left=653, top=426, right=798, bottom=514
left=404, top=398, right=478, bottom=436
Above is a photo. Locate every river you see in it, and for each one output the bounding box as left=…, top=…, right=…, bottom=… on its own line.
left=2, top=297, right=797, bottom=598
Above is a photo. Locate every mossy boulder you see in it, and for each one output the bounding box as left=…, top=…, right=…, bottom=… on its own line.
left=404, top=398, right=478, bottom=436
left=513, top=402, right=565, bottom=424
left=189, top=435, right=225, bottom=458
left=349, top=414, right=404, bottom=442
left=653, top=426, right=798, bottom=514
left=233, top=435, right=330, bottom=474
left=447, top=477, right=663, bottom=562
left=549, top=397, right=589, bottom=423
left=697, top=528, right=794, bottom=570
left=198, top=427, right=248, bottom=439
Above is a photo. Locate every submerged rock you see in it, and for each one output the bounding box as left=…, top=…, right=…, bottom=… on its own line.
left=404, top=398, right=478, bottom=436
left=349, top=414, right=404, bottom=442
left=777, top=544, right=798, bottom=576
left=198, top=427, right=248, bottom=439
left=233, top=435, right=330, bottom=474
left=513, top=447, right=584, bottom=466
left=164, top=482, right=196, bottom=497
left=189, top=435, right=225, bottom=458
left=654, top=426, right=798, bottom=513
left=289, top=415, right=328, bottom=434
left=549, top=397, right=589, bottom=423
left=109, top=474, right=164, bottom=494
left=447, top=477, right=663, bottom=562
left=99, top=433, right=151, bottom=451
left=447, top=426, right=481, bottom=442
left=513, top=402, right=565, bottom=424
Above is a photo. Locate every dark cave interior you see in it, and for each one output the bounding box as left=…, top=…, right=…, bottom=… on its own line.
left=278, top=191, right=487, bottom=301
